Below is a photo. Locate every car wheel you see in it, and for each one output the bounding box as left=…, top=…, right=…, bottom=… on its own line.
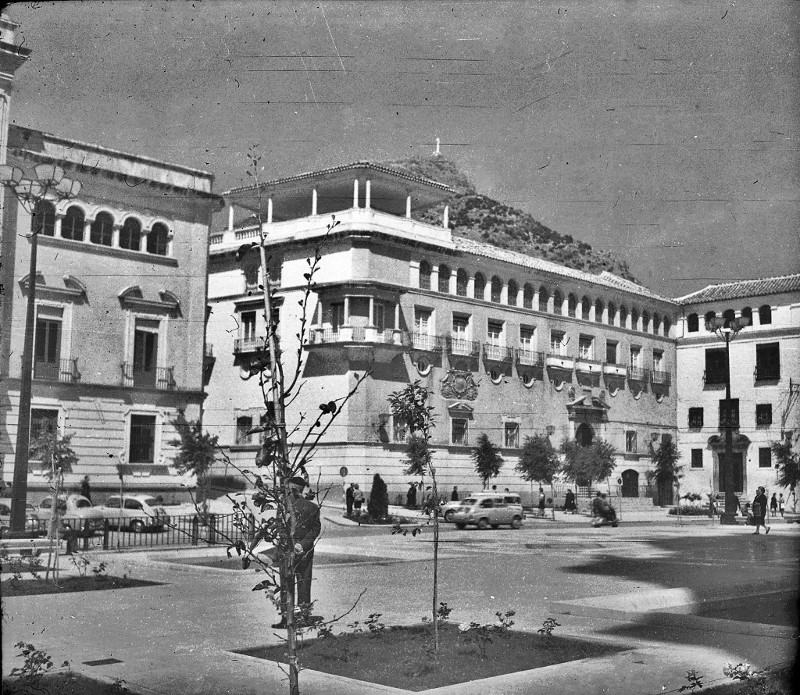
left=444, top=510, right=455, bottom=522
left=511, top=516, right=522, bottom=529
left=455, top=523, right=466, bottom=530
left=477, top=517, right=490, bottom=530
left=130, top=520, right=145, bottom=534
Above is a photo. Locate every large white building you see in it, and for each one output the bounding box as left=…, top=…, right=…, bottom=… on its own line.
left=675, top=275, right=800, bottom=502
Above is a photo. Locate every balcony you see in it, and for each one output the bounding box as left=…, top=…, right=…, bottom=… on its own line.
left=515, top=348, right=544, bottom=367
left=602, top=362, right=627, bottom=378
left=651, top=369, right=672, bottom=386
left=33, top=358, right=81, bottom=383
left=309, top=326, right=409, bottom=346
left=446, top=336, right=481, bottom=358
left=483, top=344, right=513, bottom=363
left=121, top=364, right=176, bottom=390
left=411, top=332, right=442, bottom=352
left=545, top=353, right=575, bottom=371
left=575, top=357, right=603, bottom=373
left=627, top=366, right=649, bottom=382
left=234, top=336, right=268, bottom=354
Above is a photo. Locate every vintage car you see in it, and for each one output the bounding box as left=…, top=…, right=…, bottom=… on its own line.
left=36, top=494, right=105, bottom=535
left=96, top=494, right=170, bottom=533
left=445, top=492, right=524, bottom=530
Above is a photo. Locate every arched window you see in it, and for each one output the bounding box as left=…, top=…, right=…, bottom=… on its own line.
left=722, top=308, right=736, bottom=328
left=538, top=286, right=548, bottom=313
left=553, top=290, right=563, bottom=315
left=438, top=264, right=450, bottom=293
left=642, top=310, right=650, bottom=333
left=631, top=308, right=640, bottom=331
left=607, top=302, right=616, bottom=326
left=619, top=305, right=628, bottom=328
left=491, top=276, right=502, bottom=303
left=741, top=306, right=752, bottom=326
left=687, top=313, right=699, bottom=332
left=32, top=200, right=56, bottom=236
left=419, top=261, right=432, bottom=290
left=594, top=299, right=604, bottom=323
left=61, top=206, right=85, bottom=241
left=474, top=272, right=485, bottom=300
left=147, top=222, right=169, bottom=255
left=581, top=296, right=591, bottom=321
left=663, top=317, right=671, bottom=337
left=91, top=211, right=114, bottom=246
left=758, top=304, right=772, bottom=325
left=456, top=269, right=468, bottom=296
left=119, top=217, right=142, bottom=250
left=704, top=311, right=717, bottom=329
left=567, top=293, right=577, bottom=318
left=507, top=280, right=518, bottom=306
left=523, top=283, right=534, bottom=309
left=652, top=313, right=661, bottom=335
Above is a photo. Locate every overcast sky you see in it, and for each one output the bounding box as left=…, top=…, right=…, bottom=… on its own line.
left=8, top=0, right=799, bottom=297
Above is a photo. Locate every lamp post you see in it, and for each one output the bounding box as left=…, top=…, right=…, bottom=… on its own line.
left=0, top=163, right=81, bottom=534
left=705, top=315, right=750, bottom=524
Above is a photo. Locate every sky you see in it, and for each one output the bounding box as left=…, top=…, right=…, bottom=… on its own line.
left=6, top=0, right=799, bottom=298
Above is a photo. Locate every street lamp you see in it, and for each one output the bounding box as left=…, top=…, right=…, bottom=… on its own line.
left=705, top=314, right=750, bottom=524
left=0, top=163, right=81, bottom=535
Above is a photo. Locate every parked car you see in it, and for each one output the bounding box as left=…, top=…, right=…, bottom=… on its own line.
left=97, top=494, right=170, bottom=533
left=36, top=494, right=105, bottom=535
left=0, top=498, right=45, bottom=536
left=446, top=492, right=524, bottom=530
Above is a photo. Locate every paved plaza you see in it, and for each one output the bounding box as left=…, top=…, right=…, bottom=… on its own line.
left=2, top=512, right=798, bottom=694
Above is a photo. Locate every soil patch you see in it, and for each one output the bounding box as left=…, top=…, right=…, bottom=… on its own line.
left=692, top=590, right=798, bottom=627
left=237, top=622, right=624, bottom=691
left=2, top=576, right=163, bottom=596
left=3, top=672, right=127, bottom=694
left=167, top=552, right=397, bottom=570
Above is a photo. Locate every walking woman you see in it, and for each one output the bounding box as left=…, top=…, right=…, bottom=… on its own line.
left=752, top=486, right=770, bottom=535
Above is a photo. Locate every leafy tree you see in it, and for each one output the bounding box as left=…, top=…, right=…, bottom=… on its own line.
left=516, top=435, right=560, bottom=485
left=367, top=474, right=389, bottom=521
left=403, top=435, right=432, bottom=477
left=29, top=432, right=78, bottom=476
left=772, top=432, right=799, bottom=489
left=560, top=439, right=617, bottom=494
left=170, top=412, right=219, bottom=514
left=471, top=433, right=503, bottom=489
left=647, top=438, right=683, bottom=506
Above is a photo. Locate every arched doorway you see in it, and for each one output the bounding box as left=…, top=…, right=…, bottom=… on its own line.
left=621, top=469, right=639, bottom=498
left=576, top=423, right=594, bottom=447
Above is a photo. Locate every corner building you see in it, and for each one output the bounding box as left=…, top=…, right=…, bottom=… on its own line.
left=205, top=163, right=679, bottom=505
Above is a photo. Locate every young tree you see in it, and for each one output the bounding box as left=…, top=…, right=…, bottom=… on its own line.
left=367, top=474, right=389, bottom=521
left=647, top=438, right=682, bottom=507
left=516, top=435, right=560, bottom=486
left=471, top=433, right=503, bottom=489
left=560, top=439, right=617, bottom=495
left=29, top=432, right=78, bottom=476
left=772, top=432, right=799, bottom=490
left=170, top=412, right=219, bottom=516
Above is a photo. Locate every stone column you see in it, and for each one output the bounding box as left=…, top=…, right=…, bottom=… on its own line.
left=406, top=195, right=412, bottom=219
left=365, top=180, right=371, bottom=209
left=353, top=179, right=359, bottom=208
left=112, top=223, right=121, bottom=248
left=312, top=189, right=318, bottom=216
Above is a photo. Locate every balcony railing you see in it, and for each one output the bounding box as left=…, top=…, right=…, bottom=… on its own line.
left=234, top=336, right=268, bottom=354
left=121, top=363, right=176, bottom=390
left=627, top=366, right=649, bottom=382
left=483, top=344, right=513, bottom=363
left=33, top=358, right=81, bottom=383
left=412, top=332, right=442, bottom=351
left=515, top=348, right=544, bottom=367
left=446, top=336, right=481, bottom=357
left=650, top=369, right=671, bottom=386
left=309, top=327, right=409, bottom=346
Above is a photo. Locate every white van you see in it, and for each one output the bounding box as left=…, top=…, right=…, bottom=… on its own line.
left=446, top=492, right=524, bottom=530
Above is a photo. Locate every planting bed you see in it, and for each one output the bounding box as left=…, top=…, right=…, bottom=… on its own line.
left=166, top=551, right=398, bottom=570
left=2, top=576, right=163, bottom=596
left=237, top=622, right=625, bottom=691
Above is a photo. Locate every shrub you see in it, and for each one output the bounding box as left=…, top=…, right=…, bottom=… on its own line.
left=668, top=505, right=708, bottom=516
left=367, top=474, right=389, bottom=521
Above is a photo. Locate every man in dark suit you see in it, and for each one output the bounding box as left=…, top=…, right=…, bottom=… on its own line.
left=272, top=476, right=322, bottom=628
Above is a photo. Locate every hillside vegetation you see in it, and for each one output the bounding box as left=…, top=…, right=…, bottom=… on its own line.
left=385, top=155, right=635, bottom=282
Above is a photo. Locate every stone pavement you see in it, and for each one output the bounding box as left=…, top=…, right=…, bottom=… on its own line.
left=2, top=518, right=798, bottom=695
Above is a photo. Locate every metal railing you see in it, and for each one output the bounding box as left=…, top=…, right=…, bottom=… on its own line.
left=412, top=332, right=442, bottom=351
left=446, top=336, right=480, bottom=357
left=234, top=336, right=268, bottom=353
left=483, top=344, right=513, bottom=362
left=33, top=358, right=80, bottom=383
left=97, top=513, right=254, bottom=550
left=515, top=348, right=544, bottom=367
left=650, top=369, right=671, bottom=386
left=121, top=363, right=176, bottom=390
left=627, top=366, right=649, bottom=382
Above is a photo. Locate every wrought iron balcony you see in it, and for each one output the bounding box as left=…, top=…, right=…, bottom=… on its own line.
left=515, top=348, right=544, bottom=367
left=33, top=358, right=81, bottom=383
left=650, top=369, right=671, bottom=386
left=483, top=344, right=513, bottom=363
left=121, top=363, right=176, bottom=390
left=234, top=336, right=268, bottom=354
left=411, top=332, right=442, bottom=351
left=446, top=336, right=481, bottom=357
left=309, top=327, right=409, bottom=346
left=627, top=366, right=649, bottom=382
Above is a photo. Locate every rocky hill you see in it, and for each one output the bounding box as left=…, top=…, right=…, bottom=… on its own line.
left=384, top=155, right=635, bottom=282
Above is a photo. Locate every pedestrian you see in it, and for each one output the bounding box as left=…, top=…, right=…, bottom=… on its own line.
left=491, top=485, right=497, bottom=492
left=271, top=476, right=322, bottom=628
left=80, top=475, right=92, bottom=502
left=538, top=487, right=546, bottom=517
left=564, top=489, right=576, bottom=514
left=451, top=486, right=459, bottom=502
left=345, top=483, right=354, bottom=517
left=778, top=493, right=785, bottom=517
left=406, top=482, right=417, bottom=509
left=591, top=491, right=603, bottom=519
left=352, top=484, right=364, bottom=516
left=770, top=493, right=778, bottom=518
left=752, top=486, right=770, bottom=535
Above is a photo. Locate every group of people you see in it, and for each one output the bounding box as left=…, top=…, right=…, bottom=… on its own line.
left=590, top=491, right=618, bottom=527
left=344, top=483, right=364, bottom=517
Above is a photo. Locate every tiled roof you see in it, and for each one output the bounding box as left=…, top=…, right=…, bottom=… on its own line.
left=453, top=236, right=674, bottom=303
left=675, top=274, right=800, bottom=304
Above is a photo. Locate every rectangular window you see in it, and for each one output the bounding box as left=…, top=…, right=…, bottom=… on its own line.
left=704, top=348, right=728, bottom=385
left=241, top=311, right=257, bottom=341
left=519, top=326, right=535, bottom=350
left=451, top=418, right=469, bottom=446
left=374, top=303, right=385, bottom=332
left=133, top=319, right=159, bottom=387
left=236, top=415, right=253, bottom=445
left=392, top=414, right=407, bottom=443
left=34, top=309, right=63, bottom=380
left=629, top=346, right=641, bottom=368
left=758, top=447, right=772, bottom=468
left=550, top=330, right=565, bottom=355
left=719, top=399, right=740, bottom=428
left=653, top=350, right=664, bottom=372
left=487, top=320, right=504, bottom=346
left=414, top=307, right=432, bottom=334
left=691, top=449, right=703, bottom=468
left=504, top=422, right=519, bottom=448
left=688, top=407, right=704, bottom=428
left=755, top=343, right=780, bottom=381
left=755, top=403, right=772, bottom=426
left=29, top=408, right=59, bottom=455
left=330, top=303, right=345, bottom=328
left=129, top=414, right=156, bottom=463
left=452, top=315, right=470, bottom=340
left=605, top=341, right=618, bottom=364
left=625, top=430, right=637, bottom=453
left=578, top=336, right=594, bottom=360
